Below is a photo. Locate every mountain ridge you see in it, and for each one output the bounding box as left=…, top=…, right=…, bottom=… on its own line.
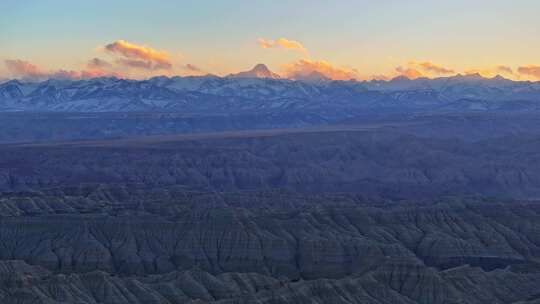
left=1, top=72, right=540, bottom=113
left=227, top=63, right=281, bottom=79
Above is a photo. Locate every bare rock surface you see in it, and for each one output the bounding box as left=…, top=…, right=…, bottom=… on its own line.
left=1, top=120, right=540, bottom=302
left=0, top=186, right=539, bottom=303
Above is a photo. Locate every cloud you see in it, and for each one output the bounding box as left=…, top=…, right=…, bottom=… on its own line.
left=283, top=59, right=359, bottom=80
left=258, top=38, right=308, bottom=55
left=370, top=74, right=391, bottom=81
left=395, top=66, right=424, bottom=79
left=464, top=65, right=517, bottom=78
left=50, top=69, right=81, bottom=79
left=391, top=61, right=453, bottom=79
left=104, top=40, right=172, bottom=70
left=81, top=70, right=117, bottom=78
left=83, top=58, right=122, bottom=78
left=518, top=65, right=540, bottom=79
left=416, top=62, right=454, bottom=75
left=87, top=58, right=112, bottom=69
left=495, top=65, right=514, bottom=75
left=5, top=59, right=46, bottom=79
left=115, top=59, right=154, bottom=70
left=179, top=64, right=206, bottom=76
left=4, top=59, right=120, bottom=80
left=184, top=64, right=202, bottom=72
left=387, top=61, right=519, bottom=80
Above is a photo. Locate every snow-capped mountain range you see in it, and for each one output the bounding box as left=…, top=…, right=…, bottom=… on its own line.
left=1, top=64, right=540, bottom=113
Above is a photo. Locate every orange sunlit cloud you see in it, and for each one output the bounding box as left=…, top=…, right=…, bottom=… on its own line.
left=283, top=59, right=359, bottom=80
left=392, top=62, right=523, bottom=80
left=4, top=59, right=121, bottom=80
left=464, top=65, right=516, bottom=78
left=84, top=58, right=121, bottom=78
left=495, top=65, right=514, bottom=75
left=85, top=58, right=114, bottom=77
left=518, top=65, right=540, bottom=80
left=258, top=38, right=308, bottom=55
left=395, top=66, right=424, bottom=79
left=104, top=40, right=172, bottom=70
left=5, top=43, right=540, bottom=82
left=5, top=59, right=47, bottom=79
left=415, top=61, right=455, bottom=75
left=393, top=61, right=455, bottom=79
left=370, top=74, right=391, bottom=81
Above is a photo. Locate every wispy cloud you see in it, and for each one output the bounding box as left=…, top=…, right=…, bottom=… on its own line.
left=370, top=74, right=391, bottom=81
left=104, top=40, right=172, bottom=70
left=415, top=61, right=454, bottom=75
left=4, top=59, right=119, bottom=80
left=258, top=38, right=308, bottom=55
left=50, top=70, right=81, bottom=79
left=115, top=59, right=154, bottom=70
left=518, top=65, right=540, bottom=79
left=87, top=58, right=112, bottom=69
left=393, top=61, right=454, bottom=79
left=180, top=63, right=206, bottom=76
left=84, top=58, right=116, bottom=78
left=283, top=59, right=358, bottom=80
left=5, top=59, right=47, bottom=79
left=465, top=65, right=516, bottom=78
left=184, top=64, right=202, bottom=72
left=495, top=65, right=514, bottom=75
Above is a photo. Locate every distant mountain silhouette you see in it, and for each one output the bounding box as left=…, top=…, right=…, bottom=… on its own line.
left=228, top=64, right=281, bottom=79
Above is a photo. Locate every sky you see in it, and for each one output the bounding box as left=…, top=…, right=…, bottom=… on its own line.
left=1, top=0, right=540, bottom=81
